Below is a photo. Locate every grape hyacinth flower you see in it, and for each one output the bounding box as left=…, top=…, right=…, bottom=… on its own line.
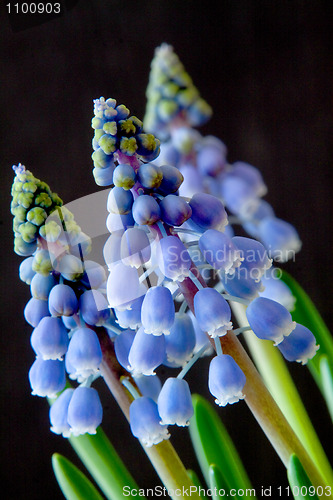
left=129, top=397, right=170, bottom=447
left=157, top=377, right=193, bottom=426
left=277, top=324, right=319, bottom=365
left=208, top=354, right=246, bottom=406
left=67, top=386, right=103, bottom=436
left=194, top=288, right=232, bottom=337
left=141, top=286, right=175, bottom=335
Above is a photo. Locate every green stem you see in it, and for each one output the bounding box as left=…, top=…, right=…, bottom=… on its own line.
left=230, top=301, right=333, bottom=488
left=96, top=328, right=201, bottom=500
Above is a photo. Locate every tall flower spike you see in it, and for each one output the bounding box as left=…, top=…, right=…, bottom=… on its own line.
left=143, top=43, right=212, bottom=138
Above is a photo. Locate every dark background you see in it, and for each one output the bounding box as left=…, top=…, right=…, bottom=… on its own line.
left=1, top=1, right=332, bottom=498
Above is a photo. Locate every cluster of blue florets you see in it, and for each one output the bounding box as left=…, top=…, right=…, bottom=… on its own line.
left=91, top=97, right=161, bottom=186
left=12, top=45, right=320, bottom=449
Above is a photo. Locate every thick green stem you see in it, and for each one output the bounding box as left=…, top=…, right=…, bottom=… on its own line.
left=231, top=301, right=333, bottom=487
left=96, top=328, right=201, bottom=500
left=177, top=275, right=329, bottom=491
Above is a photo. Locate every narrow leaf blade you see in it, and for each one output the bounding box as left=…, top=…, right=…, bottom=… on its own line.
left=52, top=453, right=103, bottom=500
left=208, top=464, right=229, bottom=500
left=287, top=454, right=319, bottom=500
left=189, top=394, right=255, bottom=496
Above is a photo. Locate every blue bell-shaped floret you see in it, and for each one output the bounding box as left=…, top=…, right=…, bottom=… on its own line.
left=48, top=284, right=79, bottom=317
left=258, top=216, right=302, bottom=262
left=24, top=297, right=50, bottom=327
left=65, top=327, right=102, bottom=380
left=197, top=144, right=227, bottom=178
left=246, top=296, right=296, bottom=345
left=208, top=354, right=246, bottom=406
left=232, top=236, right=272, bottom=283
left=114, top=329, right=136, bottom=370
left=134, top=375, right=162, bottom=402
left=49, top=388, right=74, bottom=438
left=178, top=164, right=204, bottom=198
left=79, top=289, right=110, bottom=326
left=106, top=211, right=135, bottom=233
left=29, top=358, right=66, bottom=398
left=128, top=326, right=166, bottom=376
left=115, top=295, right=144, bottom=329
left=220, top=175, right=260, bottom=218
left=58, top=254, right=84, bottom=281
left=187, top=310, right=213, bottom=356
left=242, top=199, right=275, bottom=238
left=141, top=286, right=175, bottom=335
left=129, top=396, right=170, bottom=447
left=103, top=232, right=122, bottom=269
left=113, top=163, right=137, bottom=190
left=93, top=164, right=115, bottom=186
left=107, top=262, right=146, bottom=310
left=164, top=313, right=196, bottom=367
left=259, top=268, right=296, bottom=311
left=67, top=386, right=103, bottom=436
left=277, top=323, right=319, bottom=364
left=30, top=273, right=57, bottom=301
left=159, top=195, right=192, bottom=227
left=31, top=316, right=69, bottom=360
left=221, top=267, right=264, bottom=301
left=157, top=377, right=193, bottom=426
left=121, top=227, right=151, bottom=268
left=229, top=161, right=267, bottom=197
left=156, top=235, right=191, bottom=282
left=194, top=288, right=232, bottom=338
left=189, top=193, right=228, bottom=232
left=81, top=260, right=106, bottom=289
left=198, top=229, right=243, bottom=274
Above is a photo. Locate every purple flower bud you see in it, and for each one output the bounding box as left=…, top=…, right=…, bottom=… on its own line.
left=30, top=273, right=57, bottom=301
left=67, top=386, right=103, bottom=436
left=129, top=397, right=170, bottom=446
left=189, top=193, right=228, bottom=232
left=194, top=288, right=232, bottom=338
left=229, top=161, right=267, bottom=197
left=79, top=289, right=110, bottom=326
left=179, top=164, right=204, bottom=198
left=157, top=378, right=193, bottom=426
left=48, top=284, right=79, bottom=317
left=24, top=297, right=50, bottom=327
left=49, top=388, right=74, bottom=438
left=242, top=200, right=275, bottom=238
left=132, top=195, right=161, bottom=226
left=58, top=254, right=84, bottom=281
left=156, top=235, right=191, bottom=282
left=31, top=316, right=69, bottom=360
left=114, top=329, right=136, bottom=369
left=208, top=354, right=246, bottom=406
left=128, top=326, right=166, bottom=376
left=199, top=229, right=243, bottom=273
left=66, top=327, right=102, bottom=379
left=246, top=296, right=296, bottom=345
left=107, top=186, right=134, bottom=214
left=258, top=217, right=302, bottom=262
left=277, top=324, right=319, bottom=364
left=156, top=165, right=184, bottom=195
left=141, top=286, right=175, bottom=335
left=19, top=256, right=36, bottom=284
left=121, top=228, right=151, bottom=268
left=29, top=358, right=66, bottom=398
left=159, top=195, right=192, bottom=226
left=197, top=145, right=226, bottom=177
left=164, top=313, right=196, bottom=367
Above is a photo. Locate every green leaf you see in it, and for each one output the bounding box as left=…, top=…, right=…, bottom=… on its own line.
left=287, top=454, right=319, bottom=500
left=52, top=453, right=103, bottom=500
left=69, top=427, right=140, bottom=500
left=208, top=464, right=229, bottom=499
left=319, top=355, right=333, bottom=421
left=189, top=394, right=255, bottom=497
left=187, top=469, right=204, bottom=493
left=280, top=270, right=333, bottom=390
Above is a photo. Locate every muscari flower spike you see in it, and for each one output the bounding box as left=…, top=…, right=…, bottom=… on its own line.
left=143, top=43, right=212, bottom=138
